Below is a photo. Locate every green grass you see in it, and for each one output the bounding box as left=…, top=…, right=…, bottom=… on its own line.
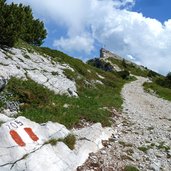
left=45, top=138, right=58, bottom=146
left=156, top=141, right=170, bottom=151
left=138, top=146, right=150, bottom=153
left=45, top=134, right=76, bottom=150
left=4, top=74, right=123, bottom=128
left=63, top=68, right=77, bottom=81
left=0, top=101, right=4, bottom=109
left=124, top=165, right=139, bottom=171
left=60, top=134, right=76, bottom=150
left=143, top=82, right=171, bottom=101
left=119, top=141, right=133, bottom=147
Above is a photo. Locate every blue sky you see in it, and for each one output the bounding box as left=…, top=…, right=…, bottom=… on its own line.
left=133, top=0, right=171, bottom=22
left=7, top=0, right=171, bottom=75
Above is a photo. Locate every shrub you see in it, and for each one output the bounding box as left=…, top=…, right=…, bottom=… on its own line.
left=60, top=134, right=76, bottom=150
left=147, top=70, right=160, bottom=78
left=87, top=58, right=113, bottom=71
left=155, top=77, right=171, bottom=89
left=166, top=72, right=171, bottom=81
left=117, top=70, right=130, bottom=79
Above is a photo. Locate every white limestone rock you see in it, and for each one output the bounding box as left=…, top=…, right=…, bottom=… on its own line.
left=0, top=115, right=113, bottom=171
left=0, top=48, right=77, bottom=96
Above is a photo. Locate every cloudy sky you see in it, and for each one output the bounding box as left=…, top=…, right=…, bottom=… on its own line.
left=7, top=0, right=171, bottom=75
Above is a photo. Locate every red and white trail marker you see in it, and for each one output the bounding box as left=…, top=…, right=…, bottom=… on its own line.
left=9, top=128, right=39, bottom=147
left=24, top=128, right=39, bottom=142
left=10, top=130, right=26, bottom=147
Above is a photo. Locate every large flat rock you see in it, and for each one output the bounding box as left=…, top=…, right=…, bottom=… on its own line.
left=0, top=115, right=113, bottom=171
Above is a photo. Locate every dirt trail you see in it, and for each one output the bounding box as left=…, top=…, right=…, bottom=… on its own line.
left=78, top=77, right=171, bottom=171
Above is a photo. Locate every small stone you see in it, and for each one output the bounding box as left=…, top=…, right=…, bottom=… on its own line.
left=149, top=161, right=161, bottom=171
left=100, top=150, right=107, bottom=155
left=63, top=104, right=70, bottom=108
left=132, top=152, right=141, bottom=161
left=102, top=140, right=109, bottom=147
left=0, top=77, right=6, bottom=91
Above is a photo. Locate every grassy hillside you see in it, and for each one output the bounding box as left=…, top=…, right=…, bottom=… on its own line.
left=87, top=56, right=150, bottom=77
left=143, top=82, right=171, bottom=101
left=87, top=53, right=171, bottom=103
left=106, top=58, right=149, bottom=77
left=143, top=73, right=171, bottom=102
left=0, top=41, right=126, bottom=128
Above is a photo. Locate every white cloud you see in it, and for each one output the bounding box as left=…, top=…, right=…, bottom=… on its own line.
left=7, top=0, right=171, bottom=74
left=127, top=54, right=135, bottom=60
left=53, top=35, right=94, bottom=54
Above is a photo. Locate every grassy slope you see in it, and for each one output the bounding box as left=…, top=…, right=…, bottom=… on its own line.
left=143, top=82, right=171, bottom=101
left=107, top=58, right=149, bottom=77
left=0, top=41, right=125, bottom=128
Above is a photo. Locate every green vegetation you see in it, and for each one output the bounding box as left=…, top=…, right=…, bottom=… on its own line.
left=3, top=49, right=124, bottom=128
left=143, top=70, right=171, bottom=101
left=0, top=121, right=4, bottom=127
left=45, top=134, right=76, bottom=150
left=45, top=138, right=58, bottom=146
left=117, top=70, right=130, bottom=80
left=147, top=126, right=154, bottom=131
left=87, top=56, right=149, bottom=78
left=166, top=72, right=171, bottom=80
left=119, top=141, right=133, bottom=147
left=4, top=77, right=123, bottom=128
left=0, top=101, right=4, bottom=109
left=63, top=69, right=77, bottom=81
left=87, top=58, right=137, bottom=81
left=107, top=58, right=149, bottom=77
left=147, top=70, right=161, bottom=78
left=124, top=165, right=139, bottom=171
left=143, top=82, right=171, bottom=101
left=156, top=141, right=170, bottom=151
left=138, top=146, right=150, bottom=153
left=87, top=58, right=113, bottom=71
left=0, top=0, right=46, bottom=47
left=60, top=134, right=76, bottom=150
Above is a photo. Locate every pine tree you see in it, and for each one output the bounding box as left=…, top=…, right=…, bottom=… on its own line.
left=0, top=1, right=47, bottom=47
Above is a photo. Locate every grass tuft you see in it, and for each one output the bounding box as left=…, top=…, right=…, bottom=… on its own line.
left=45, top=134, right=76, bottom=150
left=124, top=165, right=139, bottom=171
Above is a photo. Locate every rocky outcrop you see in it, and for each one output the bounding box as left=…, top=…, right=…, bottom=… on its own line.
left=0, top=48, right=77, bottom=96
left=100, top=48, right=147, bottom=71
left=0, top=114, right=113, bottom=171
left=100, top=48, right=123, bottom=61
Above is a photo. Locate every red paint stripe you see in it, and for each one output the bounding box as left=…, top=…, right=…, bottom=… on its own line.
left=10, top=130, right=25, bottom=147
left=24, top=128, right=39, bottom=142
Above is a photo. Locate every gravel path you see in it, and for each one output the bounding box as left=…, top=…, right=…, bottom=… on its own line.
left=78, top=77, right=171, bottom=171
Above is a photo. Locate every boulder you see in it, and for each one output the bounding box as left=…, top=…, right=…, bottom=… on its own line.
left=0, top=115, right=113, bottom=171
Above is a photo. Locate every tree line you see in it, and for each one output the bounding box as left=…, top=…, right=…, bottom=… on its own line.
left=0, top=0, right=47, bottom=47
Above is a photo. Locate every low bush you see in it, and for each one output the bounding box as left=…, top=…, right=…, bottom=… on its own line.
left=117, top=70, right=130, bottom=80
left=87, top=58, right=113, bottom=71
